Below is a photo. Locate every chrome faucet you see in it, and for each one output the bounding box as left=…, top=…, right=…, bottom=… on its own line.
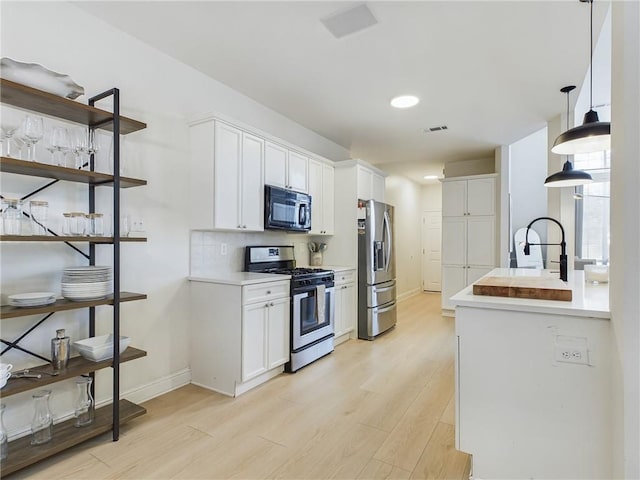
left=523, top=216, right=568, bottom=282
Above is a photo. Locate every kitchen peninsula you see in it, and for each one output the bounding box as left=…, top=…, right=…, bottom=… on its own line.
left=451, top=268, right=611, bottom=479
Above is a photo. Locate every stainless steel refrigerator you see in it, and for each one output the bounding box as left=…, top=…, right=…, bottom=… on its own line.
left=357, top=199, right=397, bottom=340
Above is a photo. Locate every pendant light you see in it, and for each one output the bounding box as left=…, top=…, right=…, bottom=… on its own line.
left=551, top=0, right=610, bottom=155
left=545, top=85, right=593, bottom=187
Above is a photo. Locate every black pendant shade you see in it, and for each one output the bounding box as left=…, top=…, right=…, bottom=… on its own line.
left=551, top=109, right=611, bottom=155
left=551, top=0, right=610, bottom=155
left=545, top=160, right=593, bottom=187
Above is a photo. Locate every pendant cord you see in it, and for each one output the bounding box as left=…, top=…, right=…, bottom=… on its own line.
left=589, top=0, right=594, bottom=110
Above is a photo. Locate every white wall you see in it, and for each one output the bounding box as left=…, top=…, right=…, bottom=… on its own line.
left=385, top=175, right=422, bottom=299
left=510, top=127, right=548, bottom=263
left=421, top=182, right=442, bottom=212
left=0, top=1, right=349, bottom=438
left=610, top=2, right=640, bottom=477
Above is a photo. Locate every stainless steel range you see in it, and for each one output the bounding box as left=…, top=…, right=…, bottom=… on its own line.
left=244, top=246, right=335, bottom=372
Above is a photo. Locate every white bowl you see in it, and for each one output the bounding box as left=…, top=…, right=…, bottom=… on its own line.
left=584, top=265, right=609, bottom=284
left=73, top=334, right=130, bottom=362
left=0, top=370, right=11, bottom=389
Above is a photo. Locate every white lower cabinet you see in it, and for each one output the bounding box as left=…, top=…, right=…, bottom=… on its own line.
left=333, top=269, right=356, bottom=344
left=190, top=279, right=290, bottom=396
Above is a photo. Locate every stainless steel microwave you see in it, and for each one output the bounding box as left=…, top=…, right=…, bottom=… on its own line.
left=264, top=185, right=311, bottom=232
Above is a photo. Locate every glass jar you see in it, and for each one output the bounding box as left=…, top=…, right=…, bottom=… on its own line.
left=68, top=212, right=85, bottom=236
left=29, top=200, right=49, bottom=236
left=62, top=212, right=72, bottom=236
left=74, top=377, right=94, bottom=427
left=85, top=213, right=104, bottom=237
left=0, top=404, right=7, bottom=461
left=1, top=198, right=23, bottom=235
left=30, top=390, right=53, bottom=445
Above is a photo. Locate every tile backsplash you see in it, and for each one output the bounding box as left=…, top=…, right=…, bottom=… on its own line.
left=190, top=230, right=316, bottom=276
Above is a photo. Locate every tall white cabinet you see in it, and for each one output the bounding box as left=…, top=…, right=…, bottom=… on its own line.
left=441, top=174, right=497, bottom=311
left=308, top=158, right=335, bottom=235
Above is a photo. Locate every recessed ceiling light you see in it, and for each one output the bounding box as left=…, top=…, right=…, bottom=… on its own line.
left=423, top=175, right=439, bottom=180
left=390, top=95, right=419, bottom=109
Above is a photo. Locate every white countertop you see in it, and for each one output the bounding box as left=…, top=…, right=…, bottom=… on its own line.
left=450, top=268, right=610, bottom=319
left=188, top=272, right=291, bottom=286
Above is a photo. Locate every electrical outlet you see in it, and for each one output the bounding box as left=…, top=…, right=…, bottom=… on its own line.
left=555, top=345, right=590, bottom=365
left=554, top=335, right=591, bottom=365
left=220, top=243, right=227, bottom=256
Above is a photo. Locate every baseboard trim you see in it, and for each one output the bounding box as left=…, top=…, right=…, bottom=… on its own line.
left=120, top=368, right=192, bottom=405
left=397, top=288, right=421, bottom=302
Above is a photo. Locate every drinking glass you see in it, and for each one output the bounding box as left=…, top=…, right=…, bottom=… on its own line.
left=74, top=377, right=94, bottom=427
left=29, top=200, right=49, bottom=236
left=47, top=127, right=70, bottom=167
left=70, top=127, right=88, bottom=169
left=1, top=198, right=23, bottom=235
left=1, top=108, right=22, bottom=158
left=22, top=115, right=44, bottom=161
left=30, top=390, right=53, bottom=445
left=0, top=404, right=7, bottom=461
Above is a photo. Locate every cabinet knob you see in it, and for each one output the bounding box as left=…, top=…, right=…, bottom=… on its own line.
left=270, top=302, right=274, bottom=306
left=265, top=303, right=269, bottom=308
left=266, top=290, right=271, bottom=294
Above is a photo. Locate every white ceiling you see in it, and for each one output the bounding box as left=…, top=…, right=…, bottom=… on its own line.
left=76, top=1, right=609, bottom=184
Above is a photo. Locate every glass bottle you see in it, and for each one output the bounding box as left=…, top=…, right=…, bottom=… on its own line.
left=30, top=390, right=53, bottom=445
left=0, top=404, right=7, bottom=461
left=51, top=329, right=70, bottom=370
left=74, top=377, right=94, bottom=427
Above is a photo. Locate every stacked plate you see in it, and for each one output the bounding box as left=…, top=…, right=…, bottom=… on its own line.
left=62, top=266, right=113, bottom=301
left=9, top=292, right=57, bottom=307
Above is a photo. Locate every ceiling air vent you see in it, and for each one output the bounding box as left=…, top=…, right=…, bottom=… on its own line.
left=321, top=4, right=378, bottom=39
left=425, top=125, right=448, bottom=133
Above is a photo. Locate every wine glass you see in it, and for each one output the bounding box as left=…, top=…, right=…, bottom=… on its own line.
left=22, top=115, right=44, bottom=161
left=70, top=127, right=88, bottom=169
left=1, top=108, right=22, bottom=158
left=47, top=127, right=70, bottom=167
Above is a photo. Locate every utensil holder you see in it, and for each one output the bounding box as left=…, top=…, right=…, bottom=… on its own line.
left=310, top=252, right=323, bottom=266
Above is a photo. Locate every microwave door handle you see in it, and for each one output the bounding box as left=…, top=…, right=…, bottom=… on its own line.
left=299, top=203, right=307, bottom=225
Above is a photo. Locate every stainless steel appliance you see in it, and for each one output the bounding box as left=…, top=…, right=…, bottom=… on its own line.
left=244, top=246, right=335, bottom=372
left=357, top=200, right=397, bottom=340
left=264, top=185, right=311, bottom=232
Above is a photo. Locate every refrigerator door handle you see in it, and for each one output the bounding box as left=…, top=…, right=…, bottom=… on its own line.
left=383, top=210, right=392, bottom=272
left=373, top=284, right=395, bottom=293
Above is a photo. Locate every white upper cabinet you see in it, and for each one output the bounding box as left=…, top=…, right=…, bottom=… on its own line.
left=240, top=132, right=265, bottom=231
left=265, top=141, right=308, bottom=193
left=308, top=159, right=335, bottom=235
left=213, top=122, right=242, bottom=230
left=442, top=176, right=495, bottom=217
left=356, top=164, right=385, bottom=202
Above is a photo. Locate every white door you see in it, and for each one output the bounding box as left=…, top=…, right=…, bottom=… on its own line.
left=467, top=216, right=495, bottom=267
left=442, top=180, right=467, bottom=216
left=442, top=265, right=467, bottom=310
left=308, top=159, right=323, bottom=234
left=342, top=282, right=356, bottom=334
left=240, top=133, right=264, bottom=231
left=442, top=217, right=467, bottom=266
left=267, top=297, right=290, bottom=369
left=241, top=302, right=268, bottom=382
left=264, top=141, right=287, bottom=189
left=322, top=164, right=335, bottom=234
left=213, top=122, right=241, bottom=230
left=466, top=178, right=495, bottom=216
left=287, top=150, right=308, bottom=192
left=422, top=211, right=442, bottom=292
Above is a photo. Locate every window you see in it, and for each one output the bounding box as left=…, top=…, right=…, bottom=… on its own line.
left=574, top=150, right=610, bottom=263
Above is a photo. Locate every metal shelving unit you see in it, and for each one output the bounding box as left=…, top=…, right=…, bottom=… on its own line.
left=0, top=78, right=148, bottom=475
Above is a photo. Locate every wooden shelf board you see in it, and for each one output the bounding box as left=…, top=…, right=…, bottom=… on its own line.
left=0, top=235, right=147, bottom=243
left=0, top=157, right=146, bottom=188
left=1, top=399, right=146, bottom=476
left=1, top=292, right=146, bottom=320
left=1, top=347, right=147, bottom=397
left=0, top=79, right=146, bottom=135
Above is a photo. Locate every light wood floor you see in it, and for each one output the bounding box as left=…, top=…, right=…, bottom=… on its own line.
left=12, top=292, right=470, bottom=479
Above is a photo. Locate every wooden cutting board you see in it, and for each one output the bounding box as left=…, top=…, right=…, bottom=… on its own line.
left=473, top=276, right=572, bottom=301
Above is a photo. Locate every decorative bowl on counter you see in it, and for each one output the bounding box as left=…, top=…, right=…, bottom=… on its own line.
left=73, top=334, right=130, bottom=362
left=584, top=264, right=609, bottom=284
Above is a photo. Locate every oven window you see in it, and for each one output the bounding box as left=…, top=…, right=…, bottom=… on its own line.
left=299, top=290, right=331, bottom=335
